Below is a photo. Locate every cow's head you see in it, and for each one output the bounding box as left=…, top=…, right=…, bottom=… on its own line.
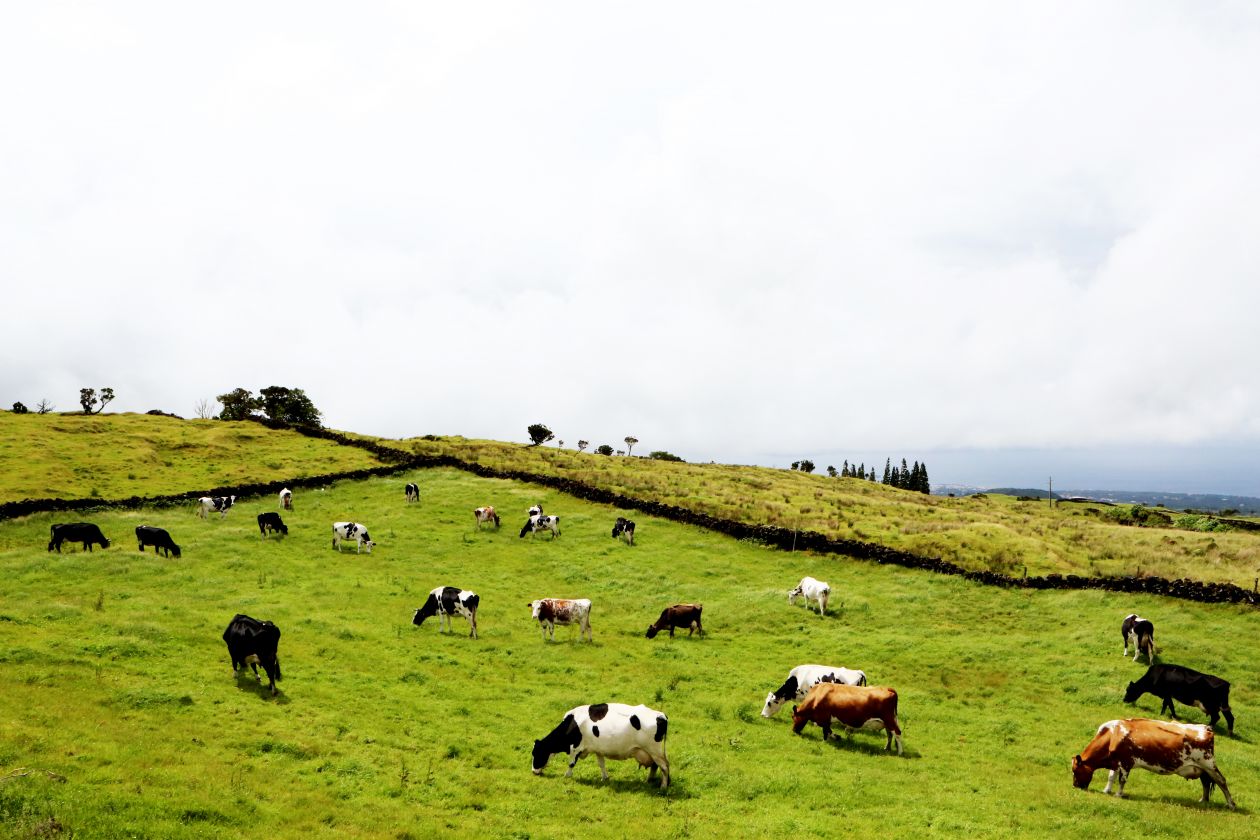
left=413, top=594, right=439, bottom=626
left=531, top=739, right=552, bottom=774
left=645, top=625, right=660, bottom=639
left=761, top=693, right=784, bottom=718
left=528, top=600, right=542, bottom=619
left=528, top=505, right=542, bottom=518
left=1122, top=681, right=1141, bottom=703
left=170, top=543, right=181, bottom=558
left=790, top=705, right=807, bottom=734
left=1070, top=754, right=1094, bottom=789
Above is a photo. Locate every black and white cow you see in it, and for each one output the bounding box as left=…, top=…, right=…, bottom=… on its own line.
left=135, top=525, right=181, bottom=558
left=1124, top=663, right=1235, bottom=734
left=332, top=521, right=375, bottom=553
left=520, top=514, right=561, bottom=539
left=279, top=488, right=293, bottom=510
left=760, top=663, right=869, bottom=717
left=197, top=495, right=236, bottom=520
left=257, top=512, right=289, bottom=538
left=405, top=483, right=420, bottom=503
left=531, top=702, right=670, bottom=788
left=412, top=586, right=480, bottom=639
left=48, top=522, right=110, bottom=553
left=612, top=517, right=636, bottom=545
left=1121, top=613, right=1158, bottom=661
left=222, top=614, right=282, bottom=696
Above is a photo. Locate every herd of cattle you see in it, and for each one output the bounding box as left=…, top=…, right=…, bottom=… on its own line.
left=40, top=486, right=1244, bottom=806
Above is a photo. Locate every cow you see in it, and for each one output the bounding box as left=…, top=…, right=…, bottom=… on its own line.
left=1121, top=613, right=1157, bottom=661
left=412, top=586, right=480, bottom=639
left=531, top=702, right=670, bottom=789
left=135, top=525, right=180, bottom=558
left=528, top=505, right=544, bottom=517
left=222, top=614, right=282, bottom=696
left=197, top=495, right=236, bottom=520
left=612, top=517, right=636, bottom=545
left=529, top=598, right=592, bottom=642
left=520, top=514, right=561, bottom=539
left=645, top=604, right=703, bottom=639
left=47, top=522, right=110, bottom=553
left=474, top=506, right=501, bottom=529
left=788, top=576, right=830, bottom=616
left=332, top=522, right=375, bottom=553
left=791, top=683, right=903, bottom=755
left=405, top=483, right=420, bottom=503
left=257, top=512, right=289, bottom=538
left=761, top=664, right=870, bottom=718
left=278, top=488, right=292, bottom=510
left=1071, top=718, right=1235, bottom=808
left=1124, top=663, right=1234, bottom=734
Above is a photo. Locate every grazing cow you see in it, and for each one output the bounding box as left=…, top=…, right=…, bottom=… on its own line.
left=135, top=525, right=181, bottom=558
left=791, top=683, right=903, bottom=755
left=47, top=522, right=110, bottom=553
left=788, top=576, right=831, bottom=616
left=1071, top=718, right=1235, bottom=808
left=612, top=517, right=636, bottom=545
left=528, top=505, right=543, bottom=517
left=405, top=483, right=420, bottom=503
left=1121, top=613, right=1158, bottom=661
left=257, top=512, right=289, bottom=538
left=761, top=663, right=870, bottom=717
left=222, top=614, right=282, bottom=696
left=1124, top=663, right=1234, bottom=734
left=520, top=514, right=561, bottom=539
left=531, top=702, right=670, bottom=788
left=645, top=604, right=703, bottom=639
left=197, top=495, right=236, bottom=520
left=278, top=488, right=293, bottom=510
left=474, top=506, right=501, bottom=529
left=332, top=522, right=375, bottom=553
left=529, top=598, right=592, bottom=642
left=413, top=586, right=480, bottom=639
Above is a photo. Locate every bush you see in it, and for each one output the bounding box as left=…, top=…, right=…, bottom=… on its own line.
left=648, top=451, right=684, bottom=462
left=595, top=444, right=614, bottom=456
left=10, top=402, right=28, bottom=414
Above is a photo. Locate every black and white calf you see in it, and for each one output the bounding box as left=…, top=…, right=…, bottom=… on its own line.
left=135, top=525, right=181, bottom=558
left=1121, top=614, right=1158, bottom=661
left=197, top=495, right=236, bottom=520
left=612, top=517, right=636, bottom=545
left=332, top=522, right=375, bottom=553
left=531, top=702, right=670, bottom=788
left=258, top=512, right=289, bottom=538
left=412, top=586, right=480, bottom=639
left=405, top=483, right=420, bottom=503
left=520, top=513, right=561, bottom=539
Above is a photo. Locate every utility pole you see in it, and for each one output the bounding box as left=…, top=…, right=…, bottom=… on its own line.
left=1049, top=476, right=1053, bottom=509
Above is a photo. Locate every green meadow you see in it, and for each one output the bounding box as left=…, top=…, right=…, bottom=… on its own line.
left=2, top=467, right=1258, bottom=839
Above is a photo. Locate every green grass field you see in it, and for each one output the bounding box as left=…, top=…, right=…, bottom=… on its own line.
left=2, top=468, right=1257, bottom=839
left=0, top=412, right=384, bottom=501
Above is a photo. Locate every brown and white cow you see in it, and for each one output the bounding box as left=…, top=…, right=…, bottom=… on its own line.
left=529, top=598, right=592, bottom=642
left=1071, top=718, right=1235, bottom=808
left=645, top=604, right=703, bottom=639
left=474, top=506, right=501, bottom=529
left=791, top=683, right=902, bottom=755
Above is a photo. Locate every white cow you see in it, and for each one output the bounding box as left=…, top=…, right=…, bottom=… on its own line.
left=531, top=702, right=670, bottom=788
left=332, top=522, right=375, bottom=554
left=279, top=488, right=292, bottom=510
left=197, top=495, right=236, bottom=520
left=761, top=663, right=869, bottom=717
left=529, top=598, right=592, bottom=642
left=788, top=576, right=830, bottom=616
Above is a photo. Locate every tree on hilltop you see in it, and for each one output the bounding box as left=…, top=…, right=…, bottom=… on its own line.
left=595, top=444, right=614, bottom=456
left=11, top=402, right=28, bottom=414
left=259, top=385, right=322, bottom=426
left=624, top=436, right=639, bottom=456
left=527, top=424, right=555, bottom=446
left=577, top=440, right=589, bottom=453
left=80, top=387, right=115, bottom=415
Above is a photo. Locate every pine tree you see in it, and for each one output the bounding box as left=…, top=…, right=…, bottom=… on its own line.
left=842, top=460, right=850, bottom=477
left=883, top=458, right=892, bottom=485
left=919, top=462, right=930, bottom=494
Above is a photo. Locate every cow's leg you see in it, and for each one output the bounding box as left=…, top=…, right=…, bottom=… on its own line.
left=1205, top=766, right=1236, bottom=809
left=565, top=749, right=581, bottom=778
left=1102, top=769, right=1117, bottom=795
left=596, top=755, right=609, bottom=781
left=1113, top=767, right=1129, bottom=797
left=669, top=625, right=675, bottom=638
left=1163, top=698, right=1178, bottom=719
left=1221, top=704, right=1234, bottom=734
left=469, top=613, right=477, bottom=639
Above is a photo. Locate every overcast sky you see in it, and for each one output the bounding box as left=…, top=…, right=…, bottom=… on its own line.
left=4, top=3, right=1260, bottom=493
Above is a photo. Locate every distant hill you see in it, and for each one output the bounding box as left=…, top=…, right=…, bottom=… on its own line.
left=933, top=484, right=1260, bottom=514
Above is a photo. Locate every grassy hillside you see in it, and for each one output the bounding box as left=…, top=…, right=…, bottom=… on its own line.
left=393, top=436, right=1260, bottom=587
left=1, top=469, right=1256, bottom=839
left=0, top=412, right=384, bottom=500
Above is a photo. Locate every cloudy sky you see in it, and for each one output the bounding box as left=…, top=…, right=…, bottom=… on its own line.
left=4, top=3, right=1260, bottom=493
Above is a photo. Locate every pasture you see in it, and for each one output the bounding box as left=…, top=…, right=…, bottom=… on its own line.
left=1, top=468, right=1258, bottom=839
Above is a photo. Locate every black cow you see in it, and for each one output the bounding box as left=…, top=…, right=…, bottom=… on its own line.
left=222, top=614, right=282, bottom=696
left=1124, top=663, right=1234, bottom=734
left=612, top=517, right=636, bottom=546
left=257, top=512, right=289, bottom=538
left=646, top=604, right=703, bottom=639
left=135, top=525, right=181, bottom=558
left=412, top=586, right=479, bottom=639
left=48, top=522, right=110, bottom=553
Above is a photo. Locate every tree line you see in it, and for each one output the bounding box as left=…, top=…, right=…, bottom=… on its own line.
left=791, top=457, right=930, bottom=494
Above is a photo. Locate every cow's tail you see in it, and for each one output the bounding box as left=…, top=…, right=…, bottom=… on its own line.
left=274, top=657, right=282, bottom=682
left=858, top=672, right=868, bottom=687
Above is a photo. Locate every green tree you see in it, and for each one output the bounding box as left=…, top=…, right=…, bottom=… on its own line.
left=649, top=451, right=684, bottom=462
left=595, top=444, right=614, bottom=456
left=826, top=465, right=837, bottom=478
left=79, top=387, right=115, bottom=415
left=11, top=401, right=29, bottom=414
left=919, top=462, right=931, bottom=494
left=216, top=388, right=261, bottom=421
left=798, top=459, right=815, bottom=474
left=258, top=385, right=322, bottom=426
left=577, top=440, right=589, bottom=453
left=527, top=424, right=555, bottom=446
left=883, top=458, right=892, bottom=485
left=624, top=436, right=639, bottom=456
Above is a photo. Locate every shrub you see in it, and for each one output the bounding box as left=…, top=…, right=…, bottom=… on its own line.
left=648, top=451, right=684, bottom=462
